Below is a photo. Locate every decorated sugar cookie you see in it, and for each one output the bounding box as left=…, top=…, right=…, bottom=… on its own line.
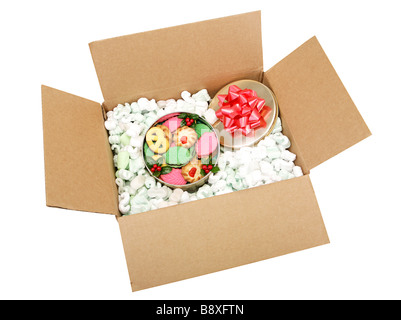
left=146, top=126, right=170, bottom=153
left=165, top=146, right=194, bottom=166
left=163, top=116, right=182, bottom=133
left=172, top=126, right=198, bottom=148
left=196, top=132, right=218, bottom=157
left=181, top=159, right=203, bottom=183
left=194, top=123, right=211, bottom=138
left=155, top=124, right=172, bottom=142
left=160, top=168, right=187, bottom=185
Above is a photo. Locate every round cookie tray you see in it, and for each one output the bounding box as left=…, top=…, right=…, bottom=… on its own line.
left=142, top=112, right=220, bottom=192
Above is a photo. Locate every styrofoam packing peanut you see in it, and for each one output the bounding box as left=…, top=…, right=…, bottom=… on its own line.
left=281, top=150, right=296, bottom=162
left=293, top=166, right=303, bottom=177
left=266, top=146, right=281, bottom=160
left=137, top=97, right=150, bottom=110
left=130, top=175, right=146, bottom=190
left=129, top=136, right=143, bottom=148
left=180, top=191, right=190, bottom=203
left=144, top=176, right=156, bottom=189
left=165, top=99, right=177, bottom=109
left=118, top=192, right=130, bottom=214
left=280, top=159, right=295, bottom=172
left=195, top=100, right=209, bottom=109
left=211, top=179, right=227, bottom=193
left=130, top=102, right=141, bottom=113
left=272, top=124, right=282, bottom=134
left=105, top=119, right=117, bottom=131
left=147, top=186, right=167, bottom=199
left=127, top=158, right=144, bottom=173
left=126, top=123, right=143, bottom=137
left=118, top=169, right=134, bottom=181
left=109, top=135, right=120, bottom=145
left=191, top=89, right=211, bottom=102
left=204, top=108, right=218, bottom=124
left=110, top=144, right=120, bottom=154
left=157, top=100, right=167, bottom=108
left=169, top=188, right=184, bottom=203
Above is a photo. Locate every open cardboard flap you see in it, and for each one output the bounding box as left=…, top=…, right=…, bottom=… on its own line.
left=41, top=86, right=119, bottom=215
left=89, top=11, right=264, bottom=111
left=263, top=37, right=371, bottom=171
left=119, top=174, right=329, bottom=291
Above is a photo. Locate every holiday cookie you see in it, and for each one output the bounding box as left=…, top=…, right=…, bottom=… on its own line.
left=160, top=168, right=187, bottom=185
left=155, top=124, right=172, bottom=142
left=172, top=126, right=198, bottom=148
left=181, top=159, right=203, bottom=183
left=163, top=116, right=182, bottom=133
left=143, top=142, right=154, bottom=158
left=146, top=127, right=170, bottom=153
left=196, top=132, right=218, bottom=157
left=165, top=146, right=194, bottom=166
left=194, top=123, right=211, bottom=138
left=157, top=112, right=180, bottom=123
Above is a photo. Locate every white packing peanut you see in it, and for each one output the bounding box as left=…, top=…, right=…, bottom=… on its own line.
left=204, top=108, right=218, bottom=125
left=169, top=188, right=184, bottom=203
left=293, top=166, right=303, bottom=177
left=144, top=176, right=156, bottom=189
left=192, top=88, right=211, bottom=102
left=157, top=100, right=167, bottom=108
left=118, top=192, right=130, bottom=214
left=281, top=150, right=296, bottom=162
left=280, top=159, right=295, bottom=172
left=180, top=191, right=190, bottom=203
left=130, top=175, right=146, bottom=190
left=118, top=169, right=134, bottom=181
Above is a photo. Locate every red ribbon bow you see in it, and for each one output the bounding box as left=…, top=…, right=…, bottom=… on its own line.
left=215, top=85, right=271, bottom=136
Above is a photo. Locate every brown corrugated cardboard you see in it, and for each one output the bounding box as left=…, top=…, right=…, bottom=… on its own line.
left=41, top=85, right=119, bottom=215
left=118, top=174, right=328, bottom=291
left=263, top=37, right=371, bottom=171
left=41, top=11, right=370, bottom=291
left=89, top=11, right=263, bottom=111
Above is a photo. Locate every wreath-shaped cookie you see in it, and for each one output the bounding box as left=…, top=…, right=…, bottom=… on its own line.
left=173, top=126, right=198, bottom=148
left=181, top=159, right=203, bottom=183
left=146, top=127, right=170, bottom=154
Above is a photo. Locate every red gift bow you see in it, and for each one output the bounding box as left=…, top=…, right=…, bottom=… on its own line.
left=215, top=85, right=271, bottom=136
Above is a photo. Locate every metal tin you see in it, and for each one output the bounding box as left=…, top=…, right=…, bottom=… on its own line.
left=142, top=112, right=220, bottom=192
left=209, top=79, right=279, bottom=149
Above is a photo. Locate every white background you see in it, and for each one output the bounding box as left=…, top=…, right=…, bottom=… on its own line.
left=0, top=0, right=400, bottom=300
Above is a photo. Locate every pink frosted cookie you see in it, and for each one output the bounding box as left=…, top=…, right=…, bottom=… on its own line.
left=196, top=132, right=218, bottom=157
left=160, top=168, right=187, bottom=185
left=157, top=113, right=180, bottom=123
left=163, top=116, right=182, bottom=133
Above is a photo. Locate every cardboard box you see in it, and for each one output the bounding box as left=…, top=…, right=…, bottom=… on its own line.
left=41, top=11, right=371, bottom=291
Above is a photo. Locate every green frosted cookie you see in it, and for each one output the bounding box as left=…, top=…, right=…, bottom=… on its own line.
left=165, top=146, right=194, bottom=166
left=195, top=123, right=212, bottom=138
left=143, top=143, right=154, bottom=158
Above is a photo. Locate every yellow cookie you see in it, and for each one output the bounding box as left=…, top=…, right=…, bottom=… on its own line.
left=155, top=124, right=172, bottom=142
left=146, top=127, right=170, bottom=154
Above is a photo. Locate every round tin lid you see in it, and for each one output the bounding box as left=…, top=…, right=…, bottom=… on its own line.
left=209, top=79, right=279, bottom=149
